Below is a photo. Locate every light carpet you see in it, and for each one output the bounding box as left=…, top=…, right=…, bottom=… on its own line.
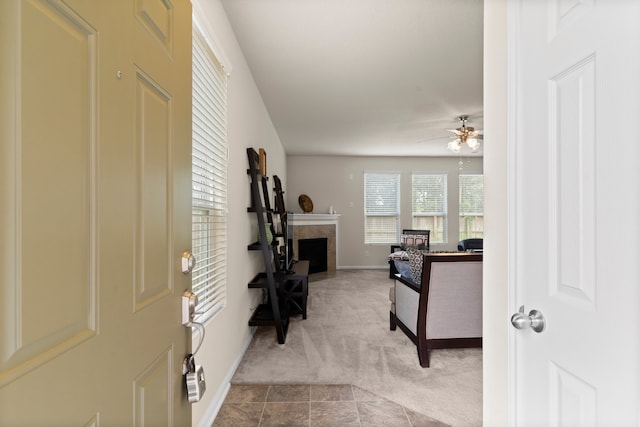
left=232, top=269, right=482, bottom=426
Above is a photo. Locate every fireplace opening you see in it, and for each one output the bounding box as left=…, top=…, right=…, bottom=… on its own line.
left=298, top=238, right=328, bottom=274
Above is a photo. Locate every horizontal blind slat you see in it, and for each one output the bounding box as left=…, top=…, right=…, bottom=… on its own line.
left=411, top=173, right=447, bottom=243
left=364, top=172, right=400, bottom=244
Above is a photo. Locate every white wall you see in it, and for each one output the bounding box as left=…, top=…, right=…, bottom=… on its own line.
left=483, top=0, right=508, bottom=425
left=286, top=155, right=483, bottom=268
left=190, top=2, right=287, bottom=425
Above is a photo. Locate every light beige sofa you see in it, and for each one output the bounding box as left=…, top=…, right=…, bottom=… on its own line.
left=389, top=253, right=482, bottom=367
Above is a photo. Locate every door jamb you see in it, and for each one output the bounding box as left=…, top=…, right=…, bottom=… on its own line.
left=506, top=0, right=521, bottom=425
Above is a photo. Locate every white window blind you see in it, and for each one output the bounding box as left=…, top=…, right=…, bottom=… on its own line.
left=412, top=173, right=447, bottom=243
left=192, top=26, right=228, bottom=322
left=364, top=172, right=400, bottom=244
left=459, top=174, right=484, bottom=240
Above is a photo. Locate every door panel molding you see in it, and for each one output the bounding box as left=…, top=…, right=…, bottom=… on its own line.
left=135, top=0, right=174, bottom=57
left=133, top=345, right=173, bottom=427
left=548, top=54, right=596, bottom=307
left=83, top=414, right=100, bottom=427
left=0, top=0, right=98, bottom=387
left=134, top=67, right=173, bottom=312
left=549, top=0, right=595, bottom=40
left=549, top=361, right=597, bottom=427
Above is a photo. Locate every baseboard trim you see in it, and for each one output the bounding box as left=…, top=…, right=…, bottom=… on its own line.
left=338, top=265, right=388, bottom=270
left=195, top=326, right=256, bottom=427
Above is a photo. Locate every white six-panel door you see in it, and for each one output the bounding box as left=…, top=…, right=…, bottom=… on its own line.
left=0, top=1, right=192, bottom=425
left=510, top=0, right=640, bottom=425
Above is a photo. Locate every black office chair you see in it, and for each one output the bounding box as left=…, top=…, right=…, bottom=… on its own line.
left=458, top=238, right=483, bottom=252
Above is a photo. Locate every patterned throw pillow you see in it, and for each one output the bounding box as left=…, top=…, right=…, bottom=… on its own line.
left=407, top=248, right=423, bottom=283
left=387, top=250, right=409, bottom=261
left=401, top=234, right=427, bottom=250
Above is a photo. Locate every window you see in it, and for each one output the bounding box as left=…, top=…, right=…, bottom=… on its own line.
left=191, top=25, right=228, bottom=322
left=459, top=174, right=484, bottom=240
left=412, top=173, right=447, bottom=243
left=364, top=172, right=400, bottom=244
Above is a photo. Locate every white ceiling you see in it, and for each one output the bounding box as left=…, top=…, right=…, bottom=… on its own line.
left=220, top=0, right=484, bottom=157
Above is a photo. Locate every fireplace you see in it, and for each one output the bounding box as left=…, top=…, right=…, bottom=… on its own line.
left=291, top=214, right=339, bottom=272
left=298, top=238, right=328, bottom=274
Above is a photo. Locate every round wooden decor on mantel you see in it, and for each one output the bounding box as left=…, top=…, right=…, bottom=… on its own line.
left=298, top=194, right=313, bottom=213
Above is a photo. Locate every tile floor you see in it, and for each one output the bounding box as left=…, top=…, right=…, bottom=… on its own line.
left=212, top=384, right=451, bottom=427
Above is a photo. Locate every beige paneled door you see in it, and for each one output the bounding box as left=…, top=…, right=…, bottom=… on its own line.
left=0, top=0, right=192, bottom=425
left=510, top=0, right=640, bottom=425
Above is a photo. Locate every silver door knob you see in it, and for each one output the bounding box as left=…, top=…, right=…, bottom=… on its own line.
left=511, top=305, right=545, bottom=333
left=181, top=251, right=196, bottom=274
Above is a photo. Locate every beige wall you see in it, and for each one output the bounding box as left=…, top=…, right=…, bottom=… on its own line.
left=286, top=155, right=483, bottom=268
left=483, top=0, right=509, bottom=425
left=191, top=1, right=287, bottom=425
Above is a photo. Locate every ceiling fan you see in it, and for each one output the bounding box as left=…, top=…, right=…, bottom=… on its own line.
left=447, top=115, right=482, bottom=153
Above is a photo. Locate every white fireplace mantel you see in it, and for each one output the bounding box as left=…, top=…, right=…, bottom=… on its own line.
left=290, top=213, right=340, bottom=226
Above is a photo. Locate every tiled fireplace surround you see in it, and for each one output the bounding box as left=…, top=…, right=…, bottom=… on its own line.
left=291, top=214, right=339, bottom=272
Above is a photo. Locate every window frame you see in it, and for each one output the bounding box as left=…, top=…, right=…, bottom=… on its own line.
left=363, top=171, right=401, bottom=244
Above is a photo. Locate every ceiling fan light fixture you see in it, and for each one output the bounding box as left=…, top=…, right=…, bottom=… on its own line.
left=446, top=115, right=482, bottom=153
left=448, top=140, right=461, bottom=153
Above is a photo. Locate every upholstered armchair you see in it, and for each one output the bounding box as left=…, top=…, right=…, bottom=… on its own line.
left=389, top=253, right=482, bottom=367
